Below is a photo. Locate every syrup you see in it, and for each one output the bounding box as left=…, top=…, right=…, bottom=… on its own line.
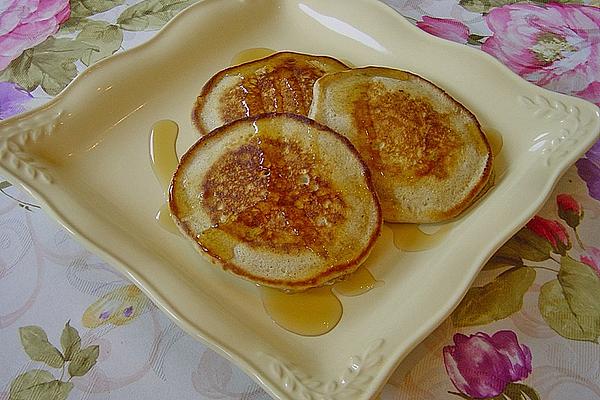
left=155, top=204, right=179, bottom=234
left=150, top=120, right=179, bottom=191
left=260, top=266, right=381, bottom=336
left=485, top=128, right=504, bottom=157
left=231, top=48, right=276, bottom=65
left=261, top=286, right=342, bottom=336
left=197, top=227, right=235, bottom=261
left=386, top=223, right=452, bottom=252
left=483, top=127, right=506, bottom=179
left=149, top=120, right=180, bottom=234
left=334, top=266, right=381, bottom=297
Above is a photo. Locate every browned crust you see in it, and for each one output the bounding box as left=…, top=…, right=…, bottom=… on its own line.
left=314, top=66, right=494, bottom=223
left=191, top=51, right=350, bottom=136
left=417, top=86, right=494, bottom=222
left=170, top=112, right=382, bottom=291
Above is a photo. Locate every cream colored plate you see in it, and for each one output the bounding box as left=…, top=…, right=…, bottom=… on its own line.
left=1, top=1, right=598, bottom=399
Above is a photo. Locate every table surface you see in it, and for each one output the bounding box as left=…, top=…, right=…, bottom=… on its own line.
left=1, top=1, right=599, bottom=399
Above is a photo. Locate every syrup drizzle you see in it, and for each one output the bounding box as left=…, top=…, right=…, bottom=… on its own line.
left=485, top=128, right=504, bottom=157
left=149, top=120, right=180, bottom=234
left=484, top=128, right=506, bottom=179
left=156, top=203, right=180, bottom=235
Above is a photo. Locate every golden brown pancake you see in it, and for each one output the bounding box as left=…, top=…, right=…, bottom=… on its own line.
left=192, top=51, right=349, bottom=135
left=309, top=67, right=493, bottom=223
left=170, top=113, right=382, bottom=291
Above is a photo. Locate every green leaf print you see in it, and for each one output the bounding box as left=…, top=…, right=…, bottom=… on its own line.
left=76, top=21, right=124, bottom=66
left=452, top=267, right=536, bottom=327
left=450, top=382, right=540, bottom=400
left=0, top=180, right=12, bottom=190
left=117, top=0, right=196, bottom=31
left=467, top=34, right=486, bottom=46
left=0, top=52, right=42, bottom=91
left=507, top=227, right=552, bottom=262
left=483, top=239, right=524, bottom=270
left=11, top=380, right=73, bottom=400
left=19, top=326, right=64, bottom=368
left=503, top=382, right=541, bottom=400
left=60, top=322, right=81, bottom=361
left=70, top=0, right=126, bottom=18
left=539, top=257, right=600, bottom=342
left=9, top=369, right=54, bottom=400
left=0, top=37, right=94, bottom=95
left=459, top=0, right=521, bottom=13
left=459, top=0, right=596, bottom=14
left=68, top=345, right=100, bottom=377
left=10, top=322, right=99, bottom=400
left=58, top=17, right=93, bottom=34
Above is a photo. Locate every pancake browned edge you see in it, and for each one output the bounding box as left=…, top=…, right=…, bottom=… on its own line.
left=309, top=67, right=493, bottom=223
left=192, top=51, right=349, bottom=136
left=170, top=113, right=382, bottom=291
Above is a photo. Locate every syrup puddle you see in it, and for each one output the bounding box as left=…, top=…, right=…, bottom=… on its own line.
left=260, top=266, right=382, bottom=336
left=386, top=223, right=452, bottom=252
left=260, top=286, right=342, bottom=336
left=334, top=266, right=382, bottom=296
left=231, top=47, right=276, bottom=65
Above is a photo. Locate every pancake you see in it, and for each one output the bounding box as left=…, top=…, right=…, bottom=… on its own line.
left=308, top=67, right=493, bottom=223
left=192, top=51, right=349, bottom=135
left=170, top=113, right=382, bottom=291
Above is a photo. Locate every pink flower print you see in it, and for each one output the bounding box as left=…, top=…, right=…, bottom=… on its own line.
left=481, top=3, right=600, bottom=103
left=575, top=81, right=600, bottom=106
left=443, top=330, right=532, bottom=398
left=581, top=246, right=600, bottom=277
left=417, top=16, right=470, bottom=44
left=0, top=0, right=71, bottom=71
left=526, top=215, right=571, bottom=256
left=556, top=193, right=583, bottom=229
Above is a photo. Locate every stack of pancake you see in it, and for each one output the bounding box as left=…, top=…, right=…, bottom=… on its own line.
left=170, top=51, right=493, bottom=291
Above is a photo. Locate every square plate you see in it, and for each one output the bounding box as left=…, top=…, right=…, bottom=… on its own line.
left=0, top=0, right=598, bottom=399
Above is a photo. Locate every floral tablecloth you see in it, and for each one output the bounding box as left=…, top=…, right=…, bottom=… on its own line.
left=1, top=1, right=599, bottom=399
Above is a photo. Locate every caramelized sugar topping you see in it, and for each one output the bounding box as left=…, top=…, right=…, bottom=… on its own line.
left=352, top=82, right=463, bottom=179
left=220, top=58, right=327, bottom=123
left=201, top=134, right=347, bottom=253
